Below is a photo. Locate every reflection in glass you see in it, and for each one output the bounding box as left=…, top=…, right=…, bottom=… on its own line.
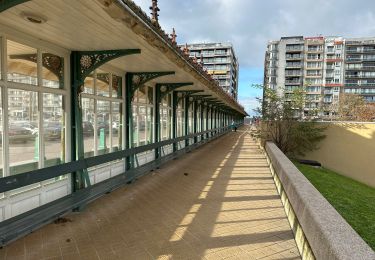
left=112, top=75, right=122, bottom=98
left=132, top=105, right=138, bottom=147
left=0, top=38, right=2, bottom=80
left=84, top=76, right=94, bottom=94
left=147, top=86, right=153, bottom=104
left=43, top=93, right=64, bottom=165
left=96, top=70, right=110, bottom=97
left=139, top=105, right=146, bottom=145
left=138, top=85, right=146, bottom=103
left=82, top=98, right=94, bottom=157
left=147, top=107, right=153, bottom=144
left=42, top=52, right=64, bottom=89
left=0, top=90, right=2, bottom=177
left=97, top=100, right=110, bottom=154
left=112, top=102, right=121, bottom=151
left=8, top=89, right=38, bottom=175
left=7, top=40, right=38, bottom=85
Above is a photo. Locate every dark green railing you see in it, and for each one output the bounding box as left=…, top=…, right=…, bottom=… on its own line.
left=0, top=127, right=228, bottom=193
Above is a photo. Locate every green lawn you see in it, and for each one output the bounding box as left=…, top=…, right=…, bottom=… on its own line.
left=294, top=162, right=375, bottom=250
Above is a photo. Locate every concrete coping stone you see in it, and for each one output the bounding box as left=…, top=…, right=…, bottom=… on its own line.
left=265, top=142, right=375, bottom=260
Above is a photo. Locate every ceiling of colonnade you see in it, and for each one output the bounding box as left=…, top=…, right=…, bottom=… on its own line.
left=0, top=0, right=246, bottom=114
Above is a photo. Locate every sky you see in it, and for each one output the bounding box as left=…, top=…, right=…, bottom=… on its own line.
left=133, top=0, right=375, bottom=115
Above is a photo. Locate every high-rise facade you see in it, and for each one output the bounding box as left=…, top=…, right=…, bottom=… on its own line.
left=264, top=36, right=375, bottom=117
left=182, top=43, right=239, bottom=100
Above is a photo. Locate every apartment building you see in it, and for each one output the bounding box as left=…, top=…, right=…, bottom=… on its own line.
left=264, top=36, right=375, bottom=117
left=345, top=38, right=375, bottom=102
left=182, top=43, right=239, bottom=100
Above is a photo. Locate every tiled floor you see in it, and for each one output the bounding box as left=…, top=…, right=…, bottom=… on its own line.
left=1, top=127, right=301, bottom=260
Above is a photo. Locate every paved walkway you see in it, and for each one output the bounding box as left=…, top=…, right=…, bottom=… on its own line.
left=1, top=127, right=301, bottom=260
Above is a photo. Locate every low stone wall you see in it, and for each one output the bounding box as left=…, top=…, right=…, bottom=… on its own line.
left=265, top=142, right=375, bottom=260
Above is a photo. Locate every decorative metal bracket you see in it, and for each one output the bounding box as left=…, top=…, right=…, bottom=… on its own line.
left=175, top=90, right=204, bottom=104
left=156, top=82, right=193, bottom=100
left=96, top=73, right=122, bottom=95
left=10, top=53, right=64, bottom=87
left=0, top=0, right=30, bottom=12
left=126, top=71, right=175, bottom=100
left=72, top=49, right=140, bottom=88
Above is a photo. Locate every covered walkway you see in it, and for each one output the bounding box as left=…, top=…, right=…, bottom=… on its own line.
left=1, top=127, right=300, bottom=259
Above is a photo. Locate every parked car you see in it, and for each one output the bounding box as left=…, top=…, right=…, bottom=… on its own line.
left=97, top=121, right=118, bottom=135
left=8, top=124, right=36, bottom=143
left=82, top=121, right=94, bottom=136
left=44, top=121, right=63, bottom=141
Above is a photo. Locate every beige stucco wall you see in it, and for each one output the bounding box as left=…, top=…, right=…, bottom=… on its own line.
left=303, top=122, right=375, bottom=188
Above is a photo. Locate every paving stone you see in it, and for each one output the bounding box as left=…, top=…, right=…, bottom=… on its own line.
left=2, top=127, right=300, bottom=260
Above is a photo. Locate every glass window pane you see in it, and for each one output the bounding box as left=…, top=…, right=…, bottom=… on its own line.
left=112, top=102, right=121, bottom=150
left=42, top=52, right=64, bottom=89
left=96, top=70, right=109, bottom=97
left=97, top=100, right=110, bottom=154
left=147, top=86, right=153, bottom=104
left=138, top=85, right=146, bottom=103
left=0, top=38, right=2, bottom=80
left=43, top=93, right=64, bottom=165
left=83, top=75, right=94, bottom=94
left=82, top=98, right=94, bottom=158
left=8, top=89, right=38, bottom=175
left=139, top=105, right=146, bottom=145
left=0, top=89, right=2, bottom=176
left=7, top=40, right=38, bottom=85
left=147, top=107, right=153, bottom=144
left=112, top=75, right=122, bottom=98
left=132, top=105, right=138, bottom=147
left=161, top=108, right=167, bottom=140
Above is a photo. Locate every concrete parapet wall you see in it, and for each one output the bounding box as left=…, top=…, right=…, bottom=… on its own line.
left=265, top=142, right=375, bottom=260
left=303, top=122, right=375, bottom=188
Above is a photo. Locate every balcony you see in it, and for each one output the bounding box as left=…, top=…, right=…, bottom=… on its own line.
left=346, top=57, right=362, bottom=62
left=324, top=90, right=333, bottom=94
left=285, top=79, right=302, bottom=85
left=306, top=75, right=322, bottom=79
left=286, top=63, right=302, bottom=68
left=345, top=74, right=375, bottom=79
left=345, top=82, right=375, bottom=87
left=285, top=55, right=303, bottom=60
left=346, top=66, right=375, bottom=71
left=285, top=46, right=303, bottom=52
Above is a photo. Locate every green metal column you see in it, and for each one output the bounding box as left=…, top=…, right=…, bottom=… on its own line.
left=211, top=107, right=214, bottom=134
left=184, top=95, right=189, bottom=147
left=154, top=86, right=161, bottom=159
left=172, top=91, right=178, bottom=152
left=200, top=102, right=204, bottom=140
left=125, top=73, right=134, bottom=170
left=193, top=100, right=198, bottom=143
left=206, top=104, right=209, bottom=139
left=70, top=52, right=90, bottom=192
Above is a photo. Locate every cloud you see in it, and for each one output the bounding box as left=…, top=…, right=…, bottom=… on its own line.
left=238, top=96, right=260, bottom=116
left=133, top=0, right=375, bottom=68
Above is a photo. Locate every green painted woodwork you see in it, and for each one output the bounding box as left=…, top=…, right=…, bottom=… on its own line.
left=200, top=102, right=204, bottom=140
left=71, top=49, right=140, bottom=191
left=193, top=100, right=198, bottom=143
left=172, top=91, right=178, bottom=152
left=154, top=85, right=161, bottom=159
left=156, top=82, right=193, bottom=100
left=125, top=72, right=174, bottom=169
left=9, top=53, right=65, bottom=88
left=155, top=83, right=193, bottom=155
left=184, top=95, right=189, bottom=147
left=0, top=0, right=29, bottom=12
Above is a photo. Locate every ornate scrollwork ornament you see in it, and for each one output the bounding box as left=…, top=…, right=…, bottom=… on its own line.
left=80, top=55, right=92, bottom=69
